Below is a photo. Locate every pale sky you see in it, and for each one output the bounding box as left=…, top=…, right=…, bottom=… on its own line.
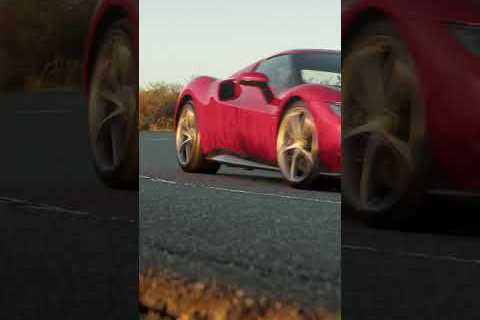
left=140, top=0, right=341, bottom=88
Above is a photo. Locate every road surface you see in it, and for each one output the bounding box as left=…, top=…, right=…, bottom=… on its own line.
left=139, top=131, right=341, bottom=311
left=343, top=197, right=480, bottom=319
left=0, top=91, right=137, bottom=319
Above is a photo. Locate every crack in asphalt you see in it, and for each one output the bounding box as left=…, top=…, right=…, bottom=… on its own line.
left=342, top=244, right=480, bottom=265
left=140, top=175, right=341, bottom=205
left=0, top=196, right=136, bottom=224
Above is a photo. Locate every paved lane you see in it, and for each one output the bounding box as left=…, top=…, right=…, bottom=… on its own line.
left=139, top=131, right=341, bottom=311
left=0, top=91, right=137, bottom=319
left=342, top=198, right=480, bottom=319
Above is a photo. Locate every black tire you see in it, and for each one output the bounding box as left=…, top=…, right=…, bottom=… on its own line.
left=175, top=102, right=220, bottom=174
left=342, top=20, right=429, bottom=227
left=88, top=19, right=138, bottom=190
left=277, top=101, right=321, bottom=189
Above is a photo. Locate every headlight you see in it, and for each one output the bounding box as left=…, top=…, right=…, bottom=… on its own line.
left=328, top=101, right=341, bottom=116
left=448, top=23, right=480, bottom=56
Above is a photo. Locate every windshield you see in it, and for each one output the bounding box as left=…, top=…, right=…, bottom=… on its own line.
left=292, top=52, right=341, bottom=89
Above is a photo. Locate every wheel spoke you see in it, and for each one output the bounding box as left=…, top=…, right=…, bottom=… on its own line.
left=301, top=116, right=314, bottom=138
left=344, top=38, right=392, bottom=115
left=96, top=107, right=125, bottom=141
left=344, top=115, right=401, bottom=143
left=183, top=119, right=193, bottom=132
left=288, top=113, right=304, bottom=140
left=297, top=147, right=314, bottom=166
left=182, top=131, right=193, bottom=141
left=358, top=132, right=414, bottom=207
left=183, top=141, right=192, bottom=163
left=100, top=88, right=123, bottom=108
left=111, top=40, right=132, bottom=85
left=385, top=57, right=416, bottom=114
left=279, top=142, right=301, bottom=155
left=99, top=57, right=120, bottom=93
left=289, top=149, right=301, bottom=179
left=359, top=134, right=380, bottom=206
left=180, top=137, right=193, bottom=151
left=110, top=118, right=124, bottom=166
left=382, top=133, right=414, bottom=171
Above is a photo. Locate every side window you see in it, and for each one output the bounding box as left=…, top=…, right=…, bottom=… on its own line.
left=256, top=55, right=295, bottom=91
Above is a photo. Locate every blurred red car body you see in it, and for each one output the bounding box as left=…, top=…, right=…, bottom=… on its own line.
left=175, top=50, right=341, bottom=182
left=343, top=0, right=480, bottom=192
left=83, top=0, right=138, bottom=96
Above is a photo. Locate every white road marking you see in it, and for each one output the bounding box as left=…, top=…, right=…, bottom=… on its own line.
left=16, top=110, right=71, bottom=114
left=140, top=175, right=341, bottom=204
left=0, top=196, right=136, bottom=223
left=342, top=244, right=480, bottom=265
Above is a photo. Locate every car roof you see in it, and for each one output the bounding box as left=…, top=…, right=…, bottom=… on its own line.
left=231, top=49, right=340, bottom=78
left=268, top=49, right=340, bottom=59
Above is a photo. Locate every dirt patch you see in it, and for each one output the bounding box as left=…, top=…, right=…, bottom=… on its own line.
left=139, top=272, right=340, bottom=320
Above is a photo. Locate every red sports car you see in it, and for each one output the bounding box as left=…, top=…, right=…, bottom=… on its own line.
left=84, top=0, right=138, bottom=189
left=174, top=50, right=341, bottom=188
left=342, top=0, right=480, bottom=225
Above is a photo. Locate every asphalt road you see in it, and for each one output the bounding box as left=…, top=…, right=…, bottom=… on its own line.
left=0, top=91, right=137, bottom=319
left=139, top=131, right=341, bottom=311
left=342, top=197, right=480, bottom=319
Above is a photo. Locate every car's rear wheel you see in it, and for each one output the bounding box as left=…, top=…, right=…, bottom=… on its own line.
left=342, top=20, right=428, bottom=227
left=277, top=102, right=320, bottom=188
left=176, top=102, right=220, bottom=173
left=88, top=19, right=138, bottom=189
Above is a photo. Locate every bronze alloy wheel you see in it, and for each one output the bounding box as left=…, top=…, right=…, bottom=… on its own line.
left=176, top=105, right=197, bottom=167
left=277, top=103, right=320, bottom=188
left=342, top=21, right=427, bottom=226
left=175, top=102, right=220, bottom=174
left=88, top=19, right=138, bottom=189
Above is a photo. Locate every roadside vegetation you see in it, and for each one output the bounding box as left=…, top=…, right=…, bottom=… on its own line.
left=140, top=272, right=340, bottom=320
left=0, top=0, right=96, bottom=91
left=139, top=82, right=183, bottom=131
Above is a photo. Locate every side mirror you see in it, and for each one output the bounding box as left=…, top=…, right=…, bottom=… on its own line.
left=237, top=72, right=274, bottom=102
left=238, top=72, right=269, bottom=86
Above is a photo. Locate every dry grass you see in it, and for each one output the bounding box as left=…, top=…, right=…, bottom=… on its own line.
left=139, top=272, right=340, bottom=320
left=0, top=0, right=96, bottom=91
left=139, top=82, right=183, bottom=131
left=24, top=57, right=84, bottom=91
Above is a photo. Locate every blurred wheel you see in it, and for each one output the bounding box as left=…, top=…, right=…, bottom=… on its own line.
left=342, top=21, right=428, bottom=226
left=88, top=19, right=138, bottom=189
left=277, top=102, right=320, bottom=188
left=176, top=102, right=220, bottom=173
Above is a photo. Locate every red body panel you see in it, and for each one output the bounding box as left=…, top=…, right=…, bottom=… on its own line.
left=83, top=0, right=138, bottom=95
left=176, top=50, right=342, bottom=173
left=343, top=0, right=480, bottom=191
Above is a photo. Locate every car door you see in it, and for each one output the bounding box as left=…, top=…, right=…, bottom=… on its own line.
left=214, top=54, right=296, bottom=164
left=213, top=78, right=267, bottom=158
left=236, top=54, right=297, bottom=163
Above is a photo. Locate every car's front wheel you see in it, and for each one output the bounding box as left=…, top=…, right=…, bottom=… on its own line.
left=342, top=20, right=428, bottom=227
left=277, top=102, right=320, bottom=188
left=88, top=19, right=138, bottom=189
